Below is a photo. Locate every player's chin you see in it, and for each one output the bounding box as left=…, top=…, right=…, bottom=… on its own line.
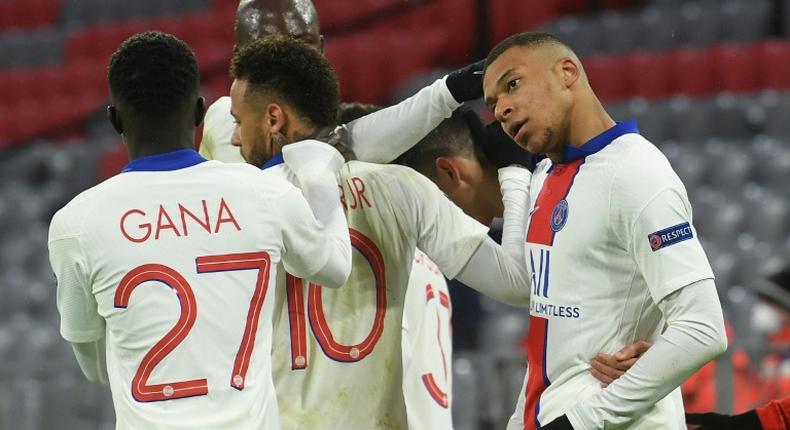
left=523, top=136, right=545, bottom=155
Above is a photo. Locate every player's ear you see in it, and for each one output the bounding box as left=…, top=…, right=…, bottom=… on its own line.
left=194, top=97, right=206, bottom=127
left=435, top=157, right=462, bottom=185
left=107, top=105, right=123, bottom=135
left=559, top=57, right=580, bottom=88
left=267, top=103, right=286, bottom=135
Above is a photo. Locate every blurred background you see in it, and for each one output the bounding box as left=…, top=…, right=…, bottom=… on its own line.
left=0, top=0, right=788, bottom=429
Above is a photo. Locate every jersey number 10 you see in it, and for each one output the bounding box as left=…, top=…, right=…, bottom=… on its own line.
left=286, top=228, right=387, bottom=368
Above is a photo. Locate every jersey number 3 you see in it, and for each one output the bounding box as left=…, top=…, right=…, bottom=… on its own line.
left=114, top=251, right=271, bottom=402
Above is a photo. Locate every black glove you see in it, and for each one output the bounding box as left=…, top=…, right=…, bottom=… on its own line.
left=685, top=410, right=762, bottom=430
left=462, top=110, right=543, bottom=171
left=541, top=414, right=574, bottom=430
left=446, top=59, right=485, bottom=103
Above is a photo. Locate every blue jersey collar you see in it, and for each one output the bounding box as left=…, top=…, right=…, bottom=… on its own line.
left=562, top=120, right=638, bottom=163
left=122, top=149, right=207, bottom=172
left=261, top=153, right=284, bottom=170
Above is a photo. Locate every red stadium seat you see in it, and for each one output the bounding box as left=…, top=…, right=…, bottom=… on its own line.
left=326, top=34, right=390, bottom=103
left=755, top=40, right=790, bottom=90
left=436, top=0, right=477, bottom=64
left=323, top=37, right=355, bottom=102
left=558, top=0, right=591, bottom=15
left=489, top=0, right=560, bottom=47
left=667, top=47, right=715, bottom=98
left=385, top=29, right=442, bottom=85
left=0, top=70, right=28, bottom=105
left=98, top=144, right=129, bottom=182
left=347, top=34, right=391, bottom=103
left=583, top=55, right=629, bottom=101
left=713, top=43, right=759, bottom=94
left=0, top=0, right=61, bottom=31
left=624, top=51, right=672, bottom=100
left=60, top=60, right=107, bottom=102
left=26, top=67, right=62, bottom=104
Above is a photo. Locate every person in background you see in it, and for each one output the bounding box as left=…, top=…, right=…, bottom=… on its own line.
left=686, top=396, right=790, bottom=429
left=750, top=267, right=790, bottom=402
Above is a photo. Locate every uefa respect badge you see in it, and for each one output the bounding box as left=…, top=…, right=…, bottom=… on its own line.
left=648, top=222, right=693, bottom=251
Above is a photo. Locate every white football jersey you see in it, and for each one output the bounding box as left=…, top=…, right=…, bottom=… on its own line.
left=507, top=121, right=713, bottom=429
left=49, top=150, right=338, bottom=430
left=267, top=160, right=488, bottom=430
left=402, top=250, right=454, bottom=430
left=199, top=96, right=244, bottom=163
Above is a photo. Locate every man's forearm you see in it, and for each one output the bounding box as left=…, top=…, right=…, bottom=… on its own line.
left=566, top=279, right=727, bottom=429
left=341, top=77, right=461, bottom=163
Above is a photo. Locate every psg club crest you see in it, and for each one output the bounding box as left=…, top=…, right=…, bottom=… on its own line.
left=550, top=199, right=569, bottom=232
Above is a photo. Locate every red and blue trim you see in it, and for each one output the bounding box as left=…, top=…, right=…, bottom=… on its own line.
left=561, top=120, right=638, bottom=163
left=122, top=149, right=207, bottom=172
left=526, top=159, right=584, bottom=246
left=260, top=153, right=284, bottom=170
left=523, top=316, right=550, bottom=429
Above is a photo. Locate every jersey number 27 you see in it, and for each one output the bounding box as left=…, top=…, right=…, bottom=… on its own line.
left=115, top=251, right=271, bottom=402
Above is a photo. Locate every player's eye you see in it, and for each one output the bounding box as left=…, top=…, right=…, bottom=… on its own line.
left=507, top=78, right=520, bottom=91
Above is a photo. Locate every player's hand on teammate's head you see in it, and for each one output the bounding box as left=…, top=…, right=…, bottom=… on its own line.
left=685, top=410, right=762, bottom=430
left=320, top=128, right=357, bottom=162
left=589, top=340, right=651, bottom=387
left=462, top=110, right=541, bottom=171
left=446, top=59, right=485, bottom=103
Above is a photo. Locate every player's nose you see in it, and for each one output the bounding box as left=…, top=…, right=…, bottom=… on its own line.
left=494, top=101, right=513, bottom=123
left=231, top=125, right=241, bottom=147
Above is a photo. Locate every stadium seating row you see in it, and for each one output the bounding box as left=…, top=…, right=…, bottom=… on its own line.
left=540, top=0, right=774, bottom=56
left=0, top=0, right=62, bottom=32
left=586, top=40, right=790, bottom=101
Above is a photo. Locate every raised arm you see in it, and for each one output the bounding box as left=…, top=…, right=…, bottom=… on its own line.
left=338, top=61, right=484, bottom=163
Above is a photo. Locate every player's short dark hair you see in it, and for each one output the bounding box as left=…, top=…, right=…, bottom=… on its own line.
left=486, top=31, right=572, bottom=68
left=394, top=109, right=480, bottom=177
left=230, top=34, right=339, bottom=128
left=338, top=102, right=382, bottom=124
left=108, top=31, right=199, bottom=119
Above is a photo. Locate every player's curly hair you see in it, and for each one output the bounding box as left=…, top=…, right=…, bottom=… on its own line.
left=108, top=31, right=199, bottom=118
left=230, top=34, right=339, bottom=128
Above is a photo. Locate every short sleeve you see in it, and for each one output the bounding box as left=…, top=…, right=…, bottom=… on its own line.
left=48, top=222, right=104, bottom=343
left=389, top=170, right=489, bottom=279
left=198, top=124, right=214, bottom=159
left=630, top=187, right=714, bottom=303
left=276, top=187, right=334, bottom=280
left=200, top=97, right=244, bottom=163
